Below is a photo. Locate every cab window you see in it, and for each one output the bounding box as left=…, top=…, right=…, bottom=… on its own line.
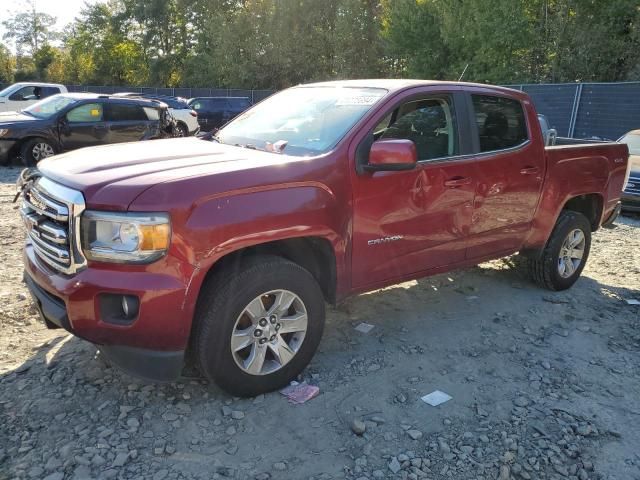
left=67, top=103, right=104, bottom=123
left=376, top=96, right=458, bottom=161
left=472, top=95, right=528, bottom=152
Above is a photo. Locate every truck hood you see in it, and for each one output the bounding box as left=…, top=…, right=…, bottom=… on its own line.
left=37, top=138, right=303, bottom=210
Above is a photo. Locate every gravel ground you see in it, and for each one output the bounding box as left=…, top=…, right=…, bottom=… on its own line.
left=1, top=166, right=639, bottom=480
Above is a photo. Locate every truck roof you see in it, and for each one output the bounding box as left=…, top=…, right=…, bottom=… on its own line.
left=12, top=81, right=66, bottom=88
left=300, top=79, right=526, bottom=98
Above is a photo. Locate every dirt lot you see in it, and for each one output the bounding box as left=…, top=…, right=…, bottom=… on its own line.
left=1, top=166, right=639, bottom=480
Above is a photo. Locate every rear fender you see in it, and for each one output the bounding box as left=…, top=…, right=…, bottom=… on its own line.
left=522, top=152, right=609, bottom=254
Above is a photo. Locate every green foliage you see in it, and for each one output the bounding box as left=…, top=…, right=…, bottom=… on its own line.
left=0, top=43, right=15, bottom=83
left=1, top=0, right=639, bottom=88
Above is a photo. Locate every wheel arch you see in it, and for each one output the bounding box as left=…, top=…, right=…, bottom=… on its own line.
left=198, top=236, right=338, bottom=305
left=522, top=192, right=603, bottom=260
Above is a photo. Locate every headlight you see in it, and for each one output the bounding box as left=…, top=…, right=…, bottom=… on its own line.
left=81, top=211, right=171, bottom=263
left=0, top=129, right=9, bottom=137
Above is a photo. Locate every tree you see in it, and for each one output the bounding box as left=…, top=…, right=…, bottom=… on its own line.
left=2, top=1, right=58, bottom=57
left=0, top=43, right=15, bottom=83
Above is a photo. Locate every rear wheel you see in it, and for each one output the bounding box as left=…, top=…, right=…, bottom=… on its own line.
left=174, top=122, right=188, bottom=137
left=193, top=255, right=325, bottom=397
left=20, top=138, right=55, bottom=167
left=527, top=211, right=591, bottom=291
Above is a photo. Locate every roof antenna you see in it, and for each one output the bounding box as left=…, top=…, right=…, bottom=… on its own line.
left=458, top=64, right=469, bottom=81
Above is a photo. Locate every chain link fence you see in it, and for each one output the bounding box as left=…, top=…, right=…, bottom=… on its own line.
left=508, top=82, right=640, bottom=140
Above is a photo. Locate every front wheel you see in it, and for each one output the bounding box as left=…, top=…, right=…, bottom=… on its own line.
left=527, top=210, right=591, bottom=291
left=193, top=255, right=325, bottom=397
left=20, top=138, right=56, bottom=167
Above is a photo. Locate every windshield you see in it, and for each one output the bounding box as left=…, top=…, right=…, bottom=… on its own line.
left=619, top=133, right=640, bottom=156
left=0, top=85, right=18, bottom=97
left=216, top=86, right=387, bottom=156
left=23, top=95, right=77, bottom=119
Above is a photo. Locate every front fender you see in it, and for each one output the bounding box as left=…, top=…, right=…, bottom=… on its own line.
left=133, top=181, right=349, bottom=322
left=186, top=183, right=346, bottom=279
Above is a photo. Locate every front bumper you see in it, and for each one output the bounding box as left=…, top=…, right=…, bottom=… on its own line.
left=23, top=244, right=195, bottom=381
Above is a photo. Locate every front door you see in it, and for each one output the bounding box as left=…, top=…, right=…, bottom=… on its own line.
left=464, top=93, right=546, bottom=259
left=60, top=102, right=108, bottom=150
left=350, top=91, right=476, bottom=290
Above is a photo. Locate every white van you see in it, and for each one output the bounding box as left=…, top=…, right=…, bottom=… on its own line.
left=0, top=82, right=68, bottom=112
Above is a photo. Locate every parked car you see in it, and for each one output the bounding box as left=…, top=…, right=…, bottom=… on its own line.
left=0, top=82, right=67, bottom=112
left=537, top=114, right=557, bottom=146
left=618, top=129, right=640, bottom=212
left=0, top=93, right=175, bottom=166
left=18, top=80, right=629, bottom=396
left=114, top=93, right=199, bottom=137
left=187, top=96, right=250, bottom=131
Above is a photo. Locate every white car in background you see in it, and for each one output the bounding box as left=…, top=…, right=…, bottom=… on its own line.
left=0, top=82, right=68, bottom=112
left=114, top=93, right=200, bottom=136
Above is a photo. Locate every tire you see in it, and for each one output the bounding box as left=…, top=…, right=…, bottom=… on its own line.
left=20, top=138, right=56, bottom=167
left=528, top=210, right=591, bottom=291
left=174, top=122, right=188, bottom=137
left=193, top=255, right=325, bottom=397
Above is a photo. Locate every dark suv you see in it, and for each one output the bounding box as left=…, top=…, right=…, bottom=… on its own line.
left=0, top=93, right=175, bottom=166
left=187, top=97, right=251, bottom=131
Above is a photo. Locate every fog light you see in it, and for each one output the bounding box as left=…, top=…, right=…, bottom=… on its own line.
left=99, top=293, right=140, bottom=325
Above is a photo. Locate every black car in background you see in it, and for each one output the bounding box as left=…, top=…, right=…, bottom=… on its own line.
left=114, top=93, right=200, bottom=136
left=187, top=97, right=251, bottom=131
left=0, top=93, right=175, bottom=166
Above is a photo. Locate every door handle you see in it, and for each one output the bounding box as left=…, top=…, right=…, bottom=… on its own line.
left=444, top=177, right=472, bottom=188
left=520, top=166, right=540, bottom=175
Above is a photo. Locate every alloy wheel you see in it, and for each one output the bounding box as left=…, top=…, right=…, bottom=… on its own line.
left=558, top=228, right=586, bottom=278
left=230, top=290, right=308, bottom=376
left=32, top=142, right=54, bottom=162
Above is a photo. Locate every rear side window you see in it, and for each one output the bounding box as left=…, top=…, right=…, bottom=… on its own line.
left=143, top=107, right=160, bottom=121
left=108, top=103, right=148, bottom=121
left=41, top=87, right=60, bottom=98
left=67, top=103, right=104, bottom=122
left=228, top=98, right=250, bottom=109
left=472, top=95, right=528, bottom=152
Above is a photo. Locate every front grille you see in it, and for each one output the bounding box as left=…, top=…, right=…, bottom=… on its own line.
left=625, top=175, right=640, bottom=195
left=20, top=177, right=87, bottom=274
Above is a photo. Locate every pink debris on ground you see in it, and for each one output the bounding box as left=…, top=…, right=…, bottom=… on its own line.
left=279, top=382, right=320, bottom=404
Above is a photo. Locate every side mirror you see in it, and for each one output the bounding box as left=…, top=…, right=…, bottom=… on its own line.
left=9, top=93, right=24, bottom=101
left=363, top=139, right=418, bottom=172
left=58, top=116, right=71, bottom=135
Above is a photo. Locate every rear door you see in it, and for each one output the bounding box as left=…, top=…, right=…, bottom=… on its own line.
left=465, top=92, right=546, bottom=259
left=60, top=102, right=108, bottom=150
left=350, top=90, right=476, bottom=289
left=105, top=103, right=151, bottom=143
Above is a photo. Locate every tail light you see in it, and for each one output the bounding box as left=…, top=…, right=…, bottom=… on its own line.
left=190, top=110, right=198, bottom=117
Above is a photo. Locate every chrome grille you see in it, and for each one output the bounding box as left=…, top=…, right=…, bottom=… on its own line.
left=625, top=175, right=640, bottom=195
left=20, top=177, right=87, bottom=274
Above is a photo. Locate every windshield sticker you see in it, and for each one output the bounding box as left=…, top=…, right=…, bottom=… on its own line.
left=336, top=95, right=383, bottom=107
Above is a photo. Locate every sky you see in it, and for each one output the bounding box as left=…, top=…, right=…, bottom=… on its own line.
left=0, top=0, right=96, bottom=51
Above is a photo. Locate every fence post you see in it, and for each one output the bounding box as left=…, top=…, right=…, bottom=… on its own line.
left=568, top=83, right=583, bottom=138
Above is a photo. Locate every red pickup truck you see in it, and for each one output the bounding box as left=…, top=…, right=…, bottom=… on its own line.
left=19, top=80, right=629, bottom=396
